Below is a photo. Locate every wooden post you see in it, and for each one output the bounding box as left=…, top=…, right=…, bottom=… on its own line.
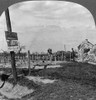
left=10, top=51, right=17, bottom=83
left=62, top=52, right=63, bottom=61
left=28, top=50, right=31, bottom=75
left=70, top=52, right=71, bottom=61
left=5, top=8, right=17, bottom=83
left=55, top=56, right=56, bottom=65
left=5, top=8, right=12, bottom=32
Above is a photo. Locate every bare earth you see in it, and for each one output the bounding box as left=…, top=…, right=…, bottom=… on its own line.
left=0, top=61, right=96, bottom=100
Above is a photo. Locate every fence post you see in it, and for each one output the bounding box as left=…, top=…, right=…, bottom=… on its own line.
left=10, top=51, right=17, bottom=83
left=5, top=8, right=17, bottom=84
left=28, top=50, right=31, bottom=75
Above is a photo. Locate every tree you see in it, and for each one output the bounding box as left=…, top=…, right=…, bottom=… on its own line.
left=47, top=48, right=52, bottom=61
left=17, top=42, right=25, bottom=54
left=47, top=48, right=52, bottom=55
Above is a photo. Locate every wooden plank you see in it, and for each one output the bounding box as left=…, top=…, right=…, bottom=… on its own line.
left=5, top=8, right=17, bottom=83
left=28, top=50, right=31, bottom=75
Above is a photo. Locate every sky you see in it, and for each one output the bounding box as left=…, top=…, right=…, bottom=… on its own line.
left=0, top=1, right=96, bottom=53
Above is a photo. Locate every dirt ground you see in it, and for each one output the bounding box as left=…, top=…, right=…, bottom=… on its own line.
left=0, top=62, right=96, bottom=100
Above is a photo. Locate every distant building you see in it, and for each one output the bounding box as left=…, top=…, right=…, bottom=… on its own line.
left=90, top=44, right=96, bottom=55
left=78, top=39, right=93, bottom=62
left=87, top=44, right=96, bottom=63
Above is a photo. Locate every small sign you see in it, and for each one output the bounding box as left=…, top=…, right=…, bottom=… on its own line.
left=5, top=31, right=19, bottom=52
left=5, top=31, right=18, bottom=40
left=8, top=46, right=19, bottom=52
left=7, top=40, right=18, bottom=47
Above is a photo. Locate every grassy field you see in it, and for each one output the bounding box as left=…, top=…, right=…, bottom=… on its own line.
left=1, top=61, right=96, bottom=100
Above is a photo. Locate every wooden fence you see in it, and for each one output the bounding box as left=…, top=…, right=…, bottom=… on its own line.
left=0, top=51, right=76, bottom=65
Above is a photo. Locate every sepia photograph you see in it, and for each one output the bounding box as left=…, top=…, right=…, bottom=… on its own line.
left=0, top=0, right=96, bottom=100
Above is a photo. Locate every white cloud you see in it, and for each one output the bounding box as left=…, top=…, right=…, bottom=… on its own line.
left=0, top=1, right=96, bottom=52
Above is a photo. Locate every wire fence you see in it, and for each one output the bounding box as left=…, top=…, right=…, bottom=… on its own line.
left=0, top=51, right=77, bottom=66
